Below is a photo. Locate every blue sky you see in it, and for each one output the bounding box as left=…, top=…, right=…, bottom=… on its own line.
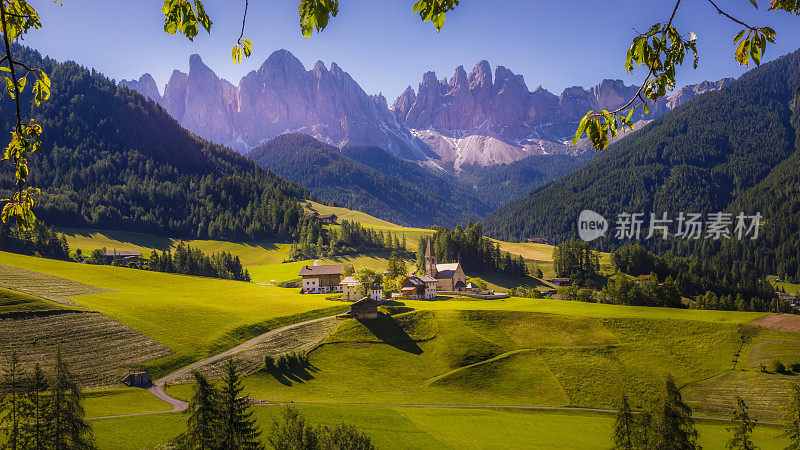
left=22, top=0, right=800, bottom=101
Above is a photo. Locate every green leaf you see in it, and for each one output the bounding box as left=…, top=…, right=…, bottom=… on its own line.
left=733, top=29, right=745, bottom=44
left=571, top=115, right=590, bottom=146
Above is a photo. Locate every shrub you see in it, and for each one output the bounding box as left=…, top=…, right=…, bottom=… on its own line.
left=276, top=354, right=289, bottom=372
left=759, top=362, right=767, bottom=373
left=772, top=359, right=787, bottom=373
left=791, top=362, right=800, bottom=373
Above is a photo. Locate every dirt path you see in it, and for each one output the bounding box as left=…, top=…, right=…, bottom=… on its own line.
left=147, top=315, right=339, bottom=412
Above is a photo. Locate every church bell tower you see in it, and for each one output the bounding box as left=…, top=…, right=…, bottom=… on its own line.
left=425, top=236, right=437, bottom=278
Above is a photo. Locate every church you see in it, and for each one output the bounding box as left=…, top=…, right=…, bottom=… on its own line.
left=424, top=237, right=467, bottom=292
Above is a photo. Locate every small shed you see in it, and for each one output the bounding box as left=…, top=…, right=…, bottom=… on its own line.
left=122, top=370, right=152, bottom=388
left=349, top=297, right=379, bottom=320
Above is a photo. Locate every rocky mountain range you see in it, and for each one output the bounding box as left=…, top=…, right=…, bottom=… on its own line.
left=121, top=49, right=732, bottom=169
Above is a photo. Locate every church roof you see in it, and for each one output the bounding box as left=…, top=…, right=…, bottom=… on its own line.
left=435, top=263, right=460, bottom=279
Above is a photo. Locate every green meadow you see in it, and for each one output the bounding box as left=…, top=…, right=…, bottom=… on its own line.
left=0, top=251, right=339, bottom=377
left=88, top=405, right=788, bottom=450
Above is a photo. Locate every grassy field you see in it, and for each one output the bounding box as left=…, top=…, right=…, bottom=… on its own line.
left=59, top=227, right=291, bottom=267
left=88, top=405, right=789, bottom=449
left=0, top=252, right=342, bottom=378
left=164, top=302, right=784, bottom=421
left=304, top=201, right=399, bottom=227
left=0, top=286, right=71, bottom=314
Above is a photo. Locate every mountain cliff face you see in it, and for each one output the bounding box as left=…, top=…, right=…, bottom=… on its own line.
left=124, top=50, right=731, bottom=168
left=392, top=61, right=733, bottom=167
left=144, top=51, right=428, bottom=159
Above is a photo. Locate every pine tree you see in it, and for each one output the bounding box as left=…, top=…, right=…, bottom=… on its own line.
left=726, top=396, right=755, bottom=450
left=49, top=349, right=93, bottom=449
left=650, top=376, right=699, bottom=450
left=612, top=394, right=637, bottom=450
left=217, top=360, right=263, bottom=449
left=783, top=383, right=800, bottom=450
left=179, top=370, right=220, bottom=449
left=1, top=352, right=26, bottom=450
left=20, top=364, right=51, bottom=450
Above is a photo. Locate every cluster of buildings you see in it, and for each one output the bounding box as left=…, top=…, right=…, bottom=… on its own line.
left=303, top=211, right=338, bottom=224
left=296, top=238, right=472, bottom=313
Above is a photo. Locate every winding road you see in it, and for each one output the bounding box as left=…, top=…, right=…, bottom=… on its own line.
left=147, top=315, right=339, bottom=412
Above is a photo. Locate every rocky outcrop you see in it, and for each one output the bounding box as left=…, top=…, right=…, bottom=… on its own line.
left=119, top=73, right=163, bottom=106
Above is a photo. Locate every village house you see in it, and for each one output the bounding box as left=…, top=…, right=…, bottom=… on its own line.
left=348, top=297, right=379, bottom=320
left=524, top=237, right=549, bottom=244
left=304, top=211, right=338, bottom=224
left=340, top=276, right=383, bottom=302
left=400, top=275, right=438, bottom=299
left=547, top=277, right=571, bottom=287
left=423, top=237, right=467, bottom=292
left=298, top=264, right=344, bottom=294
left=101, top=250, right=141, bottom=264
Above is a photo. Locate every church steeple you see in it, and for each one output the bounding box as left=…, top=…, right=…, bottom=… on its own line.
left=425, top=236, right=437, bottom=277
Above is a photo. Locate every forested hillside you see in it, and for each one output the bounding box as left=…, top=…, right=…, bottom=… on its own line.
left=459, top=155, right=590, bottom=208
left=248, top=134, right=491, bottom=227
left=0, top=46, right=311, bottom=241
left=484, top=48, right=800, bottom=280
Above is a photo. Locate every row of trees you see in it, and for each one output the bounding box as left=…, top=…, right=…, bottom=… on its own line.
left=288, top=218, right=410, bottom=261
left=611, top=243, right=783, bottom=312
left=0, top=222, right=69, bottom=260
left=147, top=243, right=250, bottom=282
left=419, top=221, right=528, bottom=278
left=0, top=351, right=93, bottom=449
left=81, top=243, right=250, bottom=282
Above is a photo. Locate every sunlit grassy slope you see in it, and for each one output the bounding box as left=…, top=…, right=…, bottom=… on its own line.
left=0, top=252, right=342, bottom=377
left=59, top=227, right=292, bottom=267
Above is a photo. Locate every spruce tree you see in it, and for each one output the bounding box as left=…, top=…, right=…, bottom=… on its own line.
left=782, top=383, right=800, bottom=450
left=217, top=360, right=263, bottom=449
left=650, top=376, right=699, bottom=450
left=612, top=394, right=637, bottom=450
left=1, top=352, right=26, bottom=450
left=49, top=349, right=93, bottom=449
left=21, top=364, right=51, bottom=450
left=179, top=370, right=220, bottom=449
left=726, top=396, right=755, bottom=450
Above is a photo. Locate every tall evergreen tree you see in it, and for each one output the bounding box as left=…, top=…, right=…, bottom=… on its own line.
left=49, top=349, right=93, bottom=449
left=179, top=371, right=220, bottom=449
left=612, top=394, right=637, bottom=450
left=726, top=396, right=755, bottom=450
left=21, top=364, right=51, bottom=450
left=1, top=352, right=26, bottom=450
left=217, top=360, right=263, bottom=449
left=650, top=376, right=699, bottom=450
left=782, top=383, right=800, bottom=450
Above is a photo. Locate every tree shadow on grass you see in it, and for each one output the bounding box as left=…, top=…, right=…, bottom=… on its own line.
left=360, top=313, right=423, bottom=355
left=266, top=364, right=318, bottom=386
